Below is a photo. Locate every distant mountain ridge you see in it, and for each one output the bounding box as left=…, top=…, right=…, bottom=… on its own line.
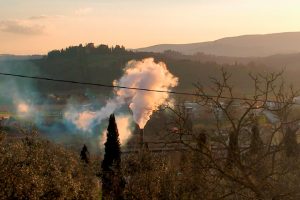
left=137, top=32, right=300, bottom=57
left=0, top=54, right=42, bottom=61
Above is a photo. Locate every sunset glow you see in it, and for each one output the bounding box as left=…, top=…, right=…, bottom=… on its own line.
left=1, top=0, right=300, bottom=54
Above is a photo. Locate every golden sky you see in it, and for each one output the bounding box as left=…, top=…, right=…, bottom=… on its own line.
left=1, top=0, right=300, bottom=55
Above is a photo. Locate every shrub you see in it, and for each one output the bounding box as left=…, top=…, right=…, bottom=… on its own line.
left=0, top=136, right=100, bottom=199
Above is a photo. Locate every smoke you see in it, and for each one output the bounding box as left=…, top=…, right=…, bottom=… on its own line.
left=116, top=115, right=133, bottom=144
left=65, top=58, right=178, bottom=142
left=100, top=115, right=133, bottom=146
left=64, top=96, right=124, bottom=132
left=0, top=58, right=41, bottom=112
left=17, top=102, right=30, bottom=113
left=65, top=110, right=96, bottom=132
left=115, top=58, right=178, bottom=128
left=0, top=57, right=178, bottom=151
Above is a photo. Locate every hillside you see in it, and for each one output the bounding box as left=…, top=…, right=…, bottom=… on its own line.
left=0, top=54, right=42, bottom=61
left=2, top=43, right=300, bottom=103
left=137, top=32, right=300, bottom=57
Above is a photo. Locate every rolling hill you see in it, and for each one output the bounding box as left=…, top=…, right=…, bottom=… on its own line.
left=137, top=32, right=300, bottom=57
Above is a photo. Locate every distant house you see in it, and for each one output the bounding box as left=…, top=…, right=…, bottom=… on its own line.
left=293, top=96, right=300, bottom=104
left=184, top=102, right=199, bottom=118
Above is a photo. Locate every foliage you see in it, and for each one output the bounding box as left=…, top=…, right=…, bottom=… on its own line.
left=122, top=150, right=179, bottom=200
left=0, top=69, right=299, bottom=199
left=27, top=43, right=283, bottom=95
left=102, top=114, right=121, bottom=171
left=47, top=44, right=127, bottom=59
left=102, top=114, right=124, bottom=200
left=0, top=136, right=100, bottom=200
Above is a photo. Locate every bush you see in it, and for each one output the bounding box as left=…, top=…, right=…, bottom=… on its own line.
left=0, top=136, right=100, bottom=199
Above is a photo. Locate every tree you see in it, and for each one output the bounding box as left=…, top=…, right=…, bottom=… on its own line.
left=80, top=144, right=90, bottom=164
left=284, top=124, right=299, bottom=157
left=47, top=50, right=61, bottom=59
left=0, top=136, right=100, bottom=199
left=166, top=70, right=300, bottom=199
left=249, top=123, right=263, bottom=155
left=112, top=45, right=125, bottom=54
left=101, top=114, right=124, bottom=200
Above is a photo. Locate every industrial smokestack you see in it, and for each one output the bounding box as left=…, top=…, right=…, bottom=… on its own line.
left=139, top=128, right=144, bottom=149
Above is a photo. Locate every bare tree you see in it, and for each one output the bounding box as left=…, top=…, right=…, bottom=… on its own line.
left=165, top=69, right=300, bottom=199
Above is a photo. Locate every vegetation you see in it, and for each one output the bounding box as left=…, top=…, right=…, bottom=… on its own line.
left=0, top=135, right=100, bottom=199
left=2, top=43, right=300, bottom=199
left=1, top=43, right=294, bottom=97
left=80, top=144, right=90, bottom=164
left=161, top=70, right=300, bottom=199
left=102, top=114, right=125, bottom=200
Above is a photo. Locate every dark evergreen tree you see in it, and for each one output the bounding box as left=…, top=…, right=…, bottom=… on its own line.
left=102, top=114, right=121, bottom=171
left=284, top=125, right=299, bottom=157
left=227, top=131, right=238, bottom=168
left=249, top=124, right=263, bottom=155
left=80, top=144, right=89, bottom=164
left=101, top=114, right=124, bottom=200
left=248, top=124, right=267, bottom=181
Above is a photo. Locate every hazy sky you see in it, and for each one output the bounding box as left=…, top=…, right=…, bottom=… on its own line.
left=1, top=0, right=300, bottom=54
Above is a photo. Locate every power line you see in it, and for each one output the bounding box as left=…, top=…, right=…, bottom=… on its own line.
left=0, top=72, right=296, bottom=104
left=0, top=72, right=192, bottom=94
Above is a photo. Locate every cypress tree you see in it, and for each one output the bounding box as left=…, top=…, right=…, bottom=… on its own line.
left=80, top=144, right=89, bottom=164
left=101, top=114, right=124, bottom=200
left=227, top=131, right=238, bottom=168
left=249, top=124, right=263, bottom=155
left=284, top=125, right=299, bottom=157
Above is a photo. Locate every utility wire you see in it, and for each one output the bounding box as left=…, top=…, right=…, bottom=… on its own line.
left=0, top=72, right=296, bottom=104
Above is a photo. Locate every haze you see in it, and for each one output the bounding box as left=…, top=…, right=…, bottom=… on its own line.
left=1, top=0, right=300, bottom=55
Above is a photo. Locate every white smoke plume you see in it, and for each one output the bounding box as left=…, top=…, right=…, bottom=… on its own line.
left=100, top=115, right=133, bottom=146
left=65, top=58, right=178, bottom=142
left=115, top=58, right=178, bottom=128
left=64, top=96, right=124, bottom=132
left=65, top=109, right=96, bottom=132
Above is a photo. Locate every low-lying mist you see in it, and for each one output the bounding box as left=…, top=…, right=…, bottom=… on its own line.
left=0, top=57, right=178, bottom=152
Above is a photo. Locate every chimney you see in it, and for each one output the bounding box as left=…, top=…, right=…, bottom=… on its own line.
left=139, top=128, right=144, bottom=148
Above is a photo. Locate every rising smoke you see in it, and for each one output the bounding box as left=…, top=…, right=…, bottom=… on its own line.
left=115, top=58, right=178, bottom=128
left=100, top=115, right=133, bottom=147
left=65, top=58, right=178, bottom=144
left=0, top=58, right=43, bottom=121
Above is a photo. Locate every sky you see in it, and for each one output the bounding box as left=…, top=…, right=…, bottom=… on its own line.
left=0, top=0, right=300, bottom=55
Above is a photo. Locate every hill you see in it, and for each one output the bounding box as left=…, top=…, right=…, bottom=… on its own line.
left=1, top=43, right=300, bottom=102
left=137, top=32, right=300, bottom=57
left=0, top=54, right=42, bottom=61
